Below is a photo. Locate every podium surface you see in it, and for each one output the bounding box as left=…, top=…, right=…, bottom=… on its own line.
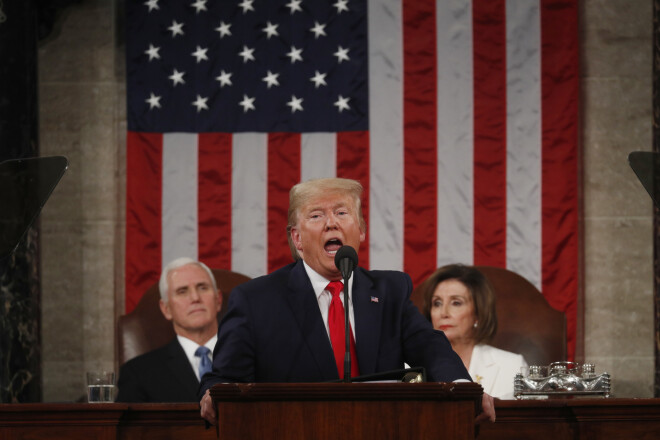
left=210, top=382, right=483, bottom=440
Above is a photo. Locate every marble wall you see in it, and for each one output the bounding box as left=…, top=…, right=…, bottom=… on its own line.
left=580, top=0, right=654, bottom=397
left=0, top=0, right=41, bottom=403
left=39, top=0, right=125, bottom=401
left=37, top=0, right=655, bottom=400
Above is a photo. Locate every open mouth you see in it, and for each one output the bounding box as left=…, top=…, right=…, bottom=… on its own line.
left=324, top=238, right=343, bottom=255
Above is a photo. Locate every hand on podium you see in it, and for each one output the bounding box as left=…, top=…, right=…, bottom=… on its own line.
left=200, top=389, right=216, bottom=425
left=476, top=392, right=496, bottom=423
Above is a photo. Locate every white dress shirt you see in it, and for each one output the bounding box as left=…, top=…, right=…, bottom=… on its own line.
left=177, top=334, right=218, bottom=381
left=302, top=260, right=356, bottom=342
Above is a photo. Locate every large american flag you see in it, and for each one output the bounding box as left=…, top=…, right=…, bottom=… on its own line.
left=125, top=0, right=578, bottom=359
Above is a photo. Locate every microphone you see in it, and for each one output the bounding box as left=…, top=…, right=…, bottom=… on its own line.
left=334, top=245, right=358, bottom=280
left=334, top=246, right=358, bottom=382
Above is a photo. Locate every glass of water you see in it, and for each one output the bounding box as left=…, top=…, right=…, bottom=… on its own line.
left=86, top=371, right=115, bottom=403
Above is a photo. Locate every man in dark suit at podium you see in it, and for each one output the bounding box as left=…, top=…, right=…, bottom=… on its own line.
left=199, top=178, right=495, bottom=423
left=116, top=257, right=222, bottom=402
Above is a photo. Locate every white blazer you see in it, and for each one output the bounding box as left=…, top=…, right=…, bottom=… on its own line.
left=468, top=344, right=527, bottom=399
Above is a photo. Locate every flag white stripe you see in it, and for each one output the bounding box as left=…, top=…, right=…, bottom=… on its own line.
left=162, top=133, right=198, bottom=266
left=436, top=0, right=474, bottom=267
left=301, top=133, right=336, bottom=180
left=368, top=0, right=404, bottom=271
left=232, top=133, right=268, bottom=278
left=506, top=0, right=542, bottom=288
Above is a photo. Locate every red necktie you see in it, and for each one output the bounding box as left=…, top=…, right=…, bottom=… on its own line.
left=326, top=281, right=360, bottom=378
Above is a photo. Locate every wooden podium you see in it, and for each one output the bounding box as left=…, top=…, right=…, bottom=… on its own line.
left=210, top=382, right=483, bottom=440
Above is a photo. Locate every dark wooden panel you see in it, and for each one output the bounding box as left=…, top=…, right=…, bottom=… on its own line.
left=118, top=403, right=216, bottom=440
left=0, top=403, right=123, bottom=440
left=2, top=397, right=660, bottom=440
left=0, top=403, right=213, bottom=440
left=211, top=382, right=482, bottom=440
left=218, top=399, right=474, bottom=440
left=478, top=398, right=660, bottom=440
left=1, top=426, right=116, bottom=440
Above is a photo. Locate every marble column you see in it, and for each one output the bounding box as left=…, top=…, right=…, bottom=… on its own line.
left=0, top=0, right=41, bottom=402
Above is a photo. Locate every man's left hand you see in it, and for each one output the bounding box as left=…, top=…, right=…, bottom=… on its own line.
left=475, top=392, right=496, bottom=423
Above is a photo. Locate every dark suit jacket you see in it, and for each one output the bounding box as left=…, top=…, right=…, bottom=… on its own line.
left=116, top=338, right=200, bottom=402
left=199, top=260, right=470, bottom=396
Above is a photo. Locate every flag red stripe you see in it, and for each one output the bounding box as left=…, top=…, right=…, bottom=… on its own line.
left=198, top=133, right=233, bottom=270
left=403, top=0, right=438, bottom=285
left=268, top=133, right=301, bottom=272
left=472, top=0, right=507, bottom=267
left=337, top=131, right=370, bottom=269
left=540, top=0, right=579, bottom=361
left=125, top=131, right=163, bottom=313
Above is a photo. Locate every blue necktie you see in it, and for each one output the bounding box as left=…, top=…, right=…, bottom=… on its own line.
left=195, top=346, right=212, bottom=379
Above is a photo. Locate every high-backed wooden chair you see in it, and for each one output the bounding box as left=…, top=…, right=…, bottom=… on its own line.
left=116, top=269, right=251, bottom=367
left=411, top=266, right=566, bottom=367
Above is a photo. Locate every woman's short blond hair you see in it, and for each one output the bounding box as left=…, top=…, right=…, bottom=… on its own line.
left=286, top=178, right=366, bottom=260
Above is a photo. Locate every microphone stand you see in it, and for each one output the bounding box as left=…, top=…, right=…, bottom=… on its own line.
left=335, top=245, right=358, bottom=383
left=342, top=277, right=351, bottom=383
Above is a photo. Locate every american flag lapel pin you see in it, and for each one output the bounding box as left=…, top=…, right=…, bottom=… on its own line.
left=370, top=296, right=379, bottom=303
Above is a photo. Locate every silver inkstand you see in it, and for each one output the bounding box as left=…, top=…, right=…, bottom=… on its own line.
left=514, top=361, right=611, bottom=399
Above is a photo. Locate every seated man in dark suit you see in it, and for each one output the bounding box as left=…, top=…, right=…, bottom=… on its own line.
left=116, top=257, right=222, bottom=402
left=199, top=178, right=495, bottom=423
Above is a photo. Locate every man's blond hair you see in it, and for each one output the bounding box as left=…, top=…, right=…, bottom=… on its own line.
left=286, top=178, right=366, bottom=260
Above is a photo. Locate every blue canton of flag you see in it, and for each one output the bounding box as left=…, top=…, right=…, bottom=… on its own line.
left=126, top=0, right=368, bottom=133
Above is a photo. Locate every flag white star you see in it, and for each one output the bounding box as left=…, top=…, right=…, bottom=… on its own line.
left=215, top=21, right=232, bottom=38
left=262, top=21, right=279, bottom=39
left=310, top=70, right=327, bottom=88
left=239, top=94, right=256, bottom=112
left=334, top=95, right=350, bottom=112
left=287, top=95, right=303, bottom=113
left=334, top=0, right=349, bottom=13
left=191, top=0, right=207, bottom=13
left=262, top=70, right=280, bottom=88
left=144, top=0, right=159, bottom=12
left=145, top=92, right=161, bottom=109
left=145, top=44, right=160, bottom=61
left=192, top=95, right=209, bottom=112
left=192, top=45, right=209, bottom=63
left=169, top=69, right=185, bottom=86
left=168, top=20, right=184, bottom=37
left=334, top=46, right=350, bottom=63
left=285, top=0, right=303, bottom=14
left=238, top=45, right=256, bottom=63
left=238, top=0, right=255, bottom=13
left=216, top=70, right=233, bottom=87
left=286, top=46, right=303, bottom=64
left=310, top=21, right=327, bottom=39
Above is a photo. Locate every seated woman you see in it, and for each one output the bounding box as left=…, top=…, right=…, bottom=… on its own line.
left=420, top=264, right=527, bottom=399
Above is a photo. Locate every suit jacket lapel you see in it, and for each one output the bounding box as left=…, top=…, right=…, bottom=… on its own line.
left=471, top=345, right=499, bottom=393
left=352, top=268, right=382, bottom=375
left=285, top=261, right=338, bottom=380
left=164, top=339, right=199, bottom=396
